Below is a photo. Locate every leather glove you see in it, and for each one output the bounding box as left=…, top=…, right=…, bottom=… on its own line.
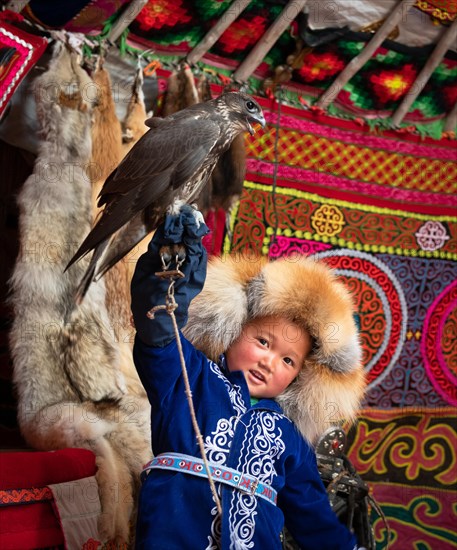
left=131, top=205, right=209, bottom=347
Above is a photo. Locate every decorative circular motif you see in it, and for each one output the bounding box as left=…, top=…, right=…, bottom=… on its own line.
left=422, top=280, right=457, bottom=405
left=311, top=205, right=345, bottom=237
left=415, top=221, right=450, bottom=252
left=314, top=250, right=408, bottom=389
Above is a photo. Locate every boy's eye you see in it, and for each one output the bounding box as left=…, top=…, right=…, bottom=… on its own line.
left=258, top=337, right=268, bottom=346
left=283, top=357, right=294, bottom=366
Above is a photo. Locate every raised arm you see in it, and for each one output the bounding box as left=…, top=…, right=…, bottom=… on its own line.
left=131, top=206, right=209, bottom=347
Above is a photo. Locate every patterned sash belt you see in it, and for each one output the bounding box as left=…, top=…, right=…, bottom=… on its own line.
left=141, top=452, right=277, bottom=505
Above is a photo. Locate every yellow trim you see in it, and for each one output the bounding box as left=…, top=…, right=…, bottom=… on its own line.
left=223, top=181, right=457, bottom=260
left=244, top=180, right=457, bottom=223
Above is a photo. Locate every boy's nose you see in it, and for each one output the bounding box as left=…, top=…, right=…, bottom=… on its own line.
left=260, top=353, right=274, bottom=372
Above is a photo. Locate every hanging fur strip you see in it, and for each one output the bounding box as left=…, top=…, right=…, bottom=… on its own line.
left=162, top=63, right=199, bottom=116
left=88, top=63, right=145, bottom=398
left=8, top=43, right=150, bottom=544
left=122, top=61, right=150, bottom=154
left=210, top=132, right=246, bottom=210
left=88, top=65, right=123, bottom=186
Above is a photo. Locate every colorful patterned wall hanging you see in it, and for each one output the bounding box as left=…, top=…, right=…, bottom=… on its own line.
left=226, top=96, right=457, bottom=409
left=128, top=0, right=457, bottom=135
left=345, top=408, right=457, bottom=549
left=223, top=94, right=457, bottom=548
left=0, top=16, right=47, bottom=119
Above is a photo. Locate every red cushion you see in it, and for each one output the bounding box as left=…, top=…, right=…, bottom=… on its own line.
left=0, top=447, right=97, bottom=489
left=0, top=448, right=97, bottom=548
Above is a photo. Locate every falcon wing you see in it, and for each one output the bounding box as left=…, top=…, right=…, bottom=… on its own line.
left=67, top=117, right=221, bottom=268
left=98, top=115, right=218, bottom=201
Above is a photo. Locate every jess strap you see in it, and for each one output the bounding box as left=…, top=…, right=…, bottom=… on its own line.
left=141, top=452, right=277, bottom=505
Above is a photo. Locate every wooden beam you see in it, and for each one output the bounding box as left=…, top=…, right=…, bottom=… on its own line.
left=315, top=0, right=417, bottom=110
left=443, top=101, right=457, bottom=135
left=107, top=0, right=149, bottom=42
left=391, top=17, right=457, bottom=127
left=186, top=0, right=252, bottom=65
left=232, top=0, right=308, bottom=84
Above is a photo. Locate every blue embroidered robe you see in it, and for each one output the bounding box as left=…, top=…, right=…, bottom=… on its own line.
left=134, top=334, right=357, bottom=550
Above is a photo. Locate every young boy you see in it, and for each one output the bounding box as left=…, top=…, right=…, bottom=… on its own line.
left=131, top=207, right=366, bottom=549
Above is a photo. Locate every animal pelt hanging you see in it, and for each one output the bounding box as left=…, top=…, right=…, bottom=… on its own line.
left=162, top=62, right=199, bottom=116
left=122, top=61, right=149, bottom=155
left=8, top=43, right=150, bottom=544
left=209, top=132, right=246, bottom=211
left=88, top=63, right=145, bottom=399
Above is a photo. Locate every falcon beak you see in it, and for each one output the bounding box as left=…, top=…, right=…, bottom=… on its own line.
left=247, top=113, right=266, bottom=135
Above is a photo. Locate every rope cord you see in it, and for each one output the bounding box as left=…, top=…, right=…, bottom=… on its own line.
left=147, top=254, right=223, bottom=515
left=268, top=87, right=283, bottom=253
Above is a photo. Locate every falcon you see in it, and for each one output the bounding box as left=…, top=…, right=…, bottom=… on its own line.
left=66, top=92, right=265, bottom=302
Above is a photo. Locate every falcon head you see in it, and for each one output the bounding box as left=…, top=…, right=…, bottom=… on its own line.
left=216, top=92, right=266, bottom=136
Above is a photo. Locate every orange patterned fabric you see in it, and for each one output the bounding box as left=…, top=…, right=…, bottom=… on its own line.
left=247, top=128, right=457, bottom=195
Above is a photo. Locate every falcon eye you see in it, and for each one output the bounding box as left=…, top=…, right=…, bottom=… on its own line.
left=246, top=100, right=257, bottom=112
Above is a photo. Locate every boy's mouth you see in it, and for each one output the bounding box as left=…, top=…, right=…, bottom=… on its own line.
left=249, top=369, right=266, bottom=383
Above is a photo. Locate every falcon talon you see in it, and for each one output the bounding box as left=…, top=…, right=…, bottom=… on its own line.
left=159, top=245, right=174, bottom=266
left=172, top=244, right=187, bottom=262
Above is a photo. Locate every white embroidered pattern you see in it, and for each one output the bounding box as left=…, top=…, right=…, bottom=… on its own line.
left=210, top=357, right=246, bottom=416
left=204, top=359, right=247, bottom=549
left=229, top=413, right=285, bottom=549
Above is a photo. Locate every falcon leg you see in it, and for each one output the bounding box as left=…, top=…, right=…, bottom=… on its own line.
left=155, top=244, right=186, bottom=279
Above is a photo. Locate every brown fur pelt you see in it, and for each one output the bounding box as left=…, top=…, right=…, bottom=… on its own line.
left=184, top=254, right=366, bottom=444
left=88, top=63, right=145, bottom=399
left=87, top=66, right=123, bottom=186
left=122, top=63, right=149, bottom=155
left=210, top=132, right=246, bottom=211
left=8, top=43, right=150, bottom=544
left=162, top=63, right=199, bottom=116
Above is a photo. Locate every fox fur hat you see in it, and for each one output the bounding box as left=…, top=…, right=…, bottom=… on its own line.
left=183, top=254, right=366, bottom=443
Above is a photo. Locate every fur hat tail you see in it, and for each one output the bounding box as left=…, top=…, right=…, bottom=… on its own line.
left=184, top=255, right=366, bottom=443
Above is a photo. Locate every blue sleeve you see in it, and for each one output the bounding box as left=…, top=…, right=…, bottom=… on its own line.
left=131, top=206, right=209, bottom=347
left=133, top=332, right=207, bottom=411
left=279, top=440, right=358, bottom=550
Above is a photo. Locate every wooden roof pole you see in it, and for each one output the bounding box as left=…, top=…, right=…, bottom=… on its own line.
left=107, top=0, right=149, bottom=42
left=315, top=0, right=417, bottom=110
left=186, top=0, right=252, bottom=65
left=391, top=17, right=457, bottom=127
left=443, top=101, right=457, bottom=135
left=232, top=0, right=308, bottom=84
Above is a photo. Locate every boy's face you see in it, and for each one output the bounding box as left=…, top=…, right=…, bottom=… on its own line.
left=225, top=315, right=312, bottom=399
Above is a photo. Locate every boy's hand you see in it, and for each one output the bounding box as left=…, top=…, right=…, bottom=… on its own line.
left=131, top=205, right=210, bottom=347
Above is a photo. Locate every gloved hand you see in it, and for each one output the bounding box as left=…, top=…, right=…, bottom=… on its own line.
left=131, top=205, right=209, bottom=347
